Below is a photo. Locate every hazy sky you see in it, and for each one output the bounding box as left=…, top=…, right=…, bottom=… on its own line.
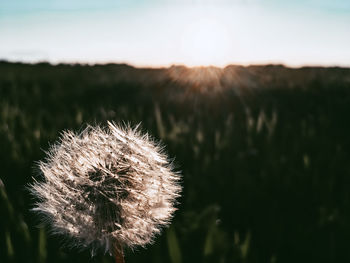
left=1, top=0, right=349, bottom=67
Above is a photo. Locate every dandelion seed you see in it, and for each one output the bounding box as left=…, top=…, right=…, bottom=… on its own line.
left=30, top=121, right=181, bottom=262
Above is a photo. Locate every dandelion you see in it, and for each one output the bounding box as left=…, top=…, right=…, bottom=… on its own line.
left=30, top=121, right=181, bottom=262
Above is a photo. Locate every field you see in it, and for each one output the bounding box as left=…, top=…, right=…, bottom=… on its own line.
left=1, top=61, right=350, bottom=263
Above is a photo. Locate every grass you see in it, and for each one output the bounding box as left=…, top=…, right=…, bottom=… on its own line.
left=0, top=61, right=350, bottom=262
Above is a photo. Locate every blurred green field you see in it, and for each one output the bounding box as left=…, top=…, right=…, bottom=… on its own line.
left=1, top=61, right=350, bottom=263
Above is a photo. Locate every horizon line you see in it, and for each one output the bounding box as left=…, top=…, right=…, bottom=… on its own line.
left=1, top=58, right=349, bottom=70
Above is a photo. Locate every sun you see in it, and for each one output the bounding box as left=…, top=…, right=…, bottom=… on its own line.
left=181, top=17, right=232, bottom=67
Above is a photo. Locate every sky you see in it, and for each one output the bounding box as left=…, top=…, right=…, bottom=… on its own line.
left=1, top=0, right=350, bottom=67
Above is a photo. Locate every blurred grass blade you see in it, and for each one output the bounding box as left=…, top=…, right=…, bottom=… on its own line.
left=154, top=103, right=166, bottom=139
left=204, top=223, right=215, bottom=257
left=166, top=226, right=182, bottom=263
left=0, top=178, right=14, bottom=220
left=240, top=231, right=251, bottom=259
left=19, top=217, right=32, bottom=244
left=5, top=229, right=14, bottom=260
left=38, top=227, right=47, bottom=263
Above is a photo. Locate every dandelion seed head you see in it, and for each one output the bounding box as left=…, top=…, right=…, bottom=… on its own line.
left=30, top=121, right=181, bottom=255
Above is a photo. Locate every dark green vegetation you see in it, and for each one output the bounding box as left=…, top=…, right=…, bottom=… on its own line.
left=1, top=61, right=350, bottom=263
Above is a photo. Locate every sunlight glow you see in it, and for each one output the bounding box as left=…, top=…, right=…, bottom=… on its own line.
left=181, top=17, right=232, bottom=66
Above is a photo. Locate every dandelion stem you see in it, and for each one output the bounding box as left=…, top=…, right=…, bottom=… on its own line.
left=114, top=244, right=125, bottom=263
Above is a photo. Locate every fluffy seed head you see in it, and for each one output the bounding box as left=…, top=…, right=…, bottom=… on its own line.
left=30, top=121, right=181, bottom=255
